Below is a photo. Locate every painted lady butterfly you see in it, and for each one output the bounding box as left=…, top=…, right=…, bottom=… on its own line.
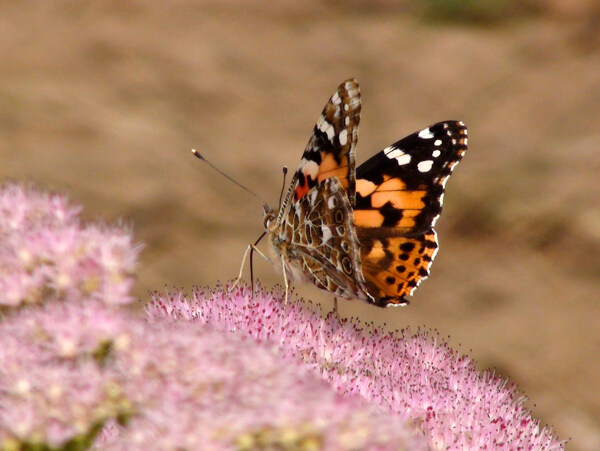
left=257, top=79, right=467, bottom=308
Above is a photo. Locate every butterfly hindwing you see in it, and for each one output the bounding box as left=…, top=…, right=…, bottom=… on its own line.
left=358, top=230, right=439, bottom=306
left=282, top=177, right=369, bottom=299
left=290, top=79, right=360, bottom=205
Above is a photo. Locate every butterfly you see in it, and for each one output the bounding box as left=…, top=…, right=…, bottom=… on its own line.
left=253, top=79, right=467, bottom=307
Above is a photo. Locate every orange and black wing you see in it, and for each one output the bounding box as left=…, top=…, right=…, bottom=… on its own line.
left=353, top=121, right=467, bottom=307
left=288, top=79, right=360, bottom=206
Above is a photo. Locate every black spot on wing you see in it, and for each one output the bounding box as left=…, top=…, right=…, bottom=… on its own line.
left=399, top=242, right=415, bottom=252
left=379, top=201, right=404, bottom=227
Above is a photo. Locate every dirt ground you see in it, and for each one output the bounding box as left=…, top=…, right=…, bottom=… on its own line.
left=1, top=1, right=599, bottom=449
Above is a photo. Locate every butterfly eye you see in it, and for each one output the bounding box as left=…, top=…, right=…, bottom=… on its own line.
left=341, top=256, right=353, bottom=275
left=263, top=214, right=272, bottom=229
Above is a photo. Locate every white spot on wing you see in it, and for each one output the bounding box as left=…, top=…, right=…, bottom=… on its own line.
left=396, top=154, right=411, bottom=165
left=321, top=225, right=332, bottom=243
left=331, top=92, right=341, bottom=105
left=318, top=118, right=335, bottom=141
left=384, top=146, right=411, bottom=165
left=431, top=193, right=445, bottom=227
left=327, top=196, right=337, bottom=209
left=301, top=159, right=319, bottom=179
left=384, top=148, right=403, bottom=159
left=418, top=128, right=434, bottom=139
left=339, top=129, right=348, bottom=146
left=432, top=150, right=441, bottom=158
left=434, top=139, right=442, bottom=146
left=418, top=160, right=434, bottom=172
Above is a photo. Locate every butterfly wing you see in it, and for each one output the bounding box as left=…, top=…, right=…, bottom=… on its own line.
left=280, top=177, right=370, bottom=300
left=284, top=79, right=361, bottom=210
left=354, top=121, right=468, bottom=307
left=270, top=80, right=369, bottom=301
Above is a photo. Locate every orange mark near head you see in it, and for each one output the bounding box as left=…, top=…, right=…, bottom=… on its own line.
left=294, top=184, right=309, bottom=201
left=353, top=209, right=384, bottom=227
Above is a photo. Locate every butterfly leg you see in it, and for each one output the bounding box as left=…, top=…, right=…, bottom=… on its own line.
left=230, top=243, right=270, bottom=294
left=333, top=297, right=341, bottom=322
left=281, top=254, right=289, bottom=305
left=249, top=231, right=267, bottom=295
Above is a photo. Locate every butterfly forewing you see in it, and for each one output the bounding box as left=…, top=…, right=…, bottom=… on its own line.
left=268, top=79, right=371, bottom=302
left=354, top=121, right=467, bottom=234
left=287, top=79, right=360, bottom=207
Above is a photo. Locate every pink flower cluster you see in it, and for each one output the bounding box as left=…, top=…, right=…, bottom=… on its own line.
left=148, top=286, right=565, bottom=450
left=0, top=301, right=425, bottom=450
left=0, top=183, right=139, bottom=307
left=0, top=183, right=564, bottom=450
left=0, top=184, right=424, bottom=449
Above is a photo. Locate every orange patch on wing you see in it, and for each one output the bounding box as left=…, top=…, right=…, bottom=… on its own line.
left=364, top=239, right=385, bottom=260
left=353, top=210, right=385, bottom=227
left=317, top=153, right=348, bottom=188
left=371, top=191, right=426, bottom=209
left=394, top=210, right=419, bottom=229
left=356, top=179, right=377, bottom=197
left=378, top=177, right=407, bottom=191
left=360, top=231, right=439, bottom=303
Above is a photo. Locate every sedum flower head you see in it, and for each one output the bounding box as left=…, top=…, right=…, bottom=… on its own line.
left=0, top=300, right=425, bottom=450
left=0, top=183, right=140, bottom=307
left=0, top=302, right=132, bottom=449
left=148, top=285, right=564, bottom=450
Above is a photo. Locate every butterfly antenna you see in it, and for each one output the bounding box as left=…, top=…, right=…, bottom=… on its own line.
left=278, top=166, right=288, bottom=209
left=191, top=149, right=265, bottom=203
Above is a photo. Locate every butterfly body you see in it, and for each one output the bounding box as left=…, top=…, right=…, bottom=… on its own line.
left=261, top=79, right=467, bottom=308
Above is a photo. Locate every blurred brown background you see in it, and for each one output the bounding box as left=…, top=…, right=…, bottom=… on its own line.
left=1, top=1, right=599, bottom=448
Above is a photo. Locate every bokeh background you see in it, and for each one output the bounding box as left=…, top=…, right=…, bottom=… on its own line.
left=2, top=1, right=599, bottom=448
